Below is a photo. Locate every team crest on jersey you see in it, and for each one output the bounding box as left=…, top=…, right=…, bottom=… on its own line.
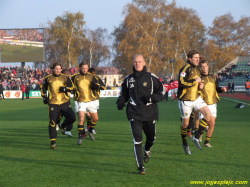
left=51, top=107, right=54, bottom=111
left=180, top=72, right=186, bottom=77
left=130, top=83, right=134, bottom=88
left=143, top=82, right=147, bottom=87
left=129, top=77, right=135, bottom=82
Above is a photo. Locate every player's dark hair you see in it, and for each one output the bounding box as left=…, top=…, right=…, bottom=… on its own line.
left=89, top=67, right=95, bottom=73
left=187, top=50, right=199, bottom=63
left=51, top=62, right=62, bottom=70
left=200, top=56, right=206, bottom=61
left=61, top=69, right=68, bottom=74
left=199, top=57, right=209, bottom=67
left=79, top=62, right=89, bottom=68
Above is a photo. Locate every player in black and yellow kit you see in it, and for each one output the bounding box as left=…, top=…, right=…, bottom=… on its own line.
left=85, top=67, right=106, bottom=134
left=178, top=50, right=212, bottom=154
left=41, top=62, right=76, bottom=149
left=55, top=69, right=74, bottom=137
left=195, top=59, right=227, bottom=147
left=71, top=62, right=101, bottom=144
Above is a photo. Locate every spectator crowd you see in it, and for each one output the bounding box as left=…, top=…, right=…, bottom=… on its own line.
left=0, top=30, right=44, bottom=42
left=217, top=63, right=250, bottom=82
left=0, top=65, right=79, bottom=91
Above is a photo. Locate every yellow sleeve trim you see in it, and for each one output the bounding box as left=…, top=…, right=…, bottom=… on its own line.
left=180, top=64, right=194, bottom=87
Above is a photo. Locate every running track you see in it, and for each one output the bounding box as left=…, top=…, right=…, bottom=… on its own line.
left=219, top=93, right=250, bottom=105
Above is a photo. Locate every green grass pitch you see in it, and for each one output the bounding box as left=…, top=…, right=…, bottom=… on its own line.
left=0, top=43, right=44, bottom=62
left=0, top=97, right=249, bottom=187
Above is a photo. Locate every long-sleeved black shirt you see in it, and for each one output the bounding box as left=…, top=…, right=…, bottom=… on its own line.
left=117, top=66, right=164, bottom=121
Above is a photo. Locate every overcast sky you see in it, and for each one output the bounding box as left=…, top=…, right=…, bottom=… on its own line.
left=0, top=0, right=249, bottom=66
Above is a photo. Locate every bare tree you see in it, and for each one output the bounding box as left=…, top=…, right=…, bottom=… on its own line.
left=46, top=11, right=86, bottom=68
left=83, top=28, right=111, bottom=67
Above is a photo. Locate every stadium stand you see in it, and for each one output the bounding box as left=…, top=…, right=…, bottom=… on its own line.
left=217, top=56, right=250, bottom=86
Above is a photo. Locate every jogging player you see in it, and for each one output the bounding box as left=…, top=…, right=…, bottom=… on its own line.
left=71, top=62, right=101, bottom=144
left=117, top=54, right=164, bottom=175
left=85, top=67, right=106, bottom=134
left=178, top=50, right=212, bottom=154
left=41, top=62, right=76, bottom=149
left=55, top=69, right=74, bottom=137
left=195, top=58, right=227, bottom=147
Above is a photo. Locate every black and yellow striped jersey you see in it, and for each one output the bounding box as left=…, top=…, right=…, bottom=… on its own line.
left=41, top=73, right=73, bottom=105
left=177, top=62, right=201, bottom=101
left=92, top=75, right=106, bottom=99
left=71, top=72, right=98, bottom=102
left=200, top=74, right=222, bottom=105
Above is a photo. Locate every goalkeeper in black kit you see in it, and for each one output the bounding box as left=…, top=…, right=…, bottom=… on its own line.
left=41, top=62, right=76, bottom=149
left=117, top=54, right=164, bottom=175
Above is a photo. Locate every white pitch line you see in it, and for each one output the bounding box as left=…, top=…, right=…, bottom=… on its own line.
left=221, top=97, right=250, bottom=106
